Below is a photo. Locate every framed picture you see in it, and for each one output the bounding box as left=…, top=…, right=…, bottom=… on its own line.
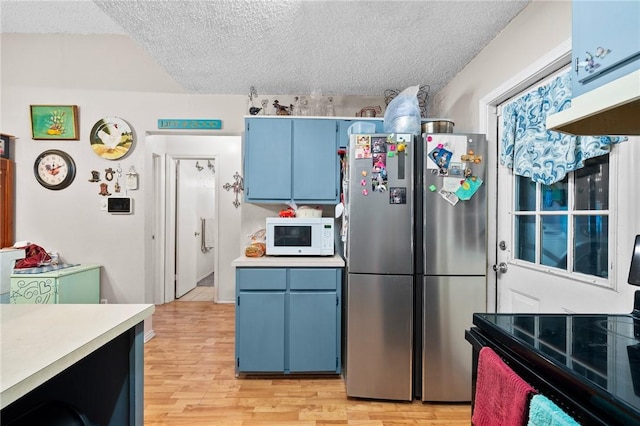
left=30, top=105, right=79, bottom=140
left=0, top=134, right=10, bottom=159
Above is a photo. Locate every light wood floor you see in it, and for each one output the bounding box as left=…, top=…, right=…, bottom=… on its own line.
left=177, top=285, right=215, bottom=301
left=144, top=301, right=471, bottom=425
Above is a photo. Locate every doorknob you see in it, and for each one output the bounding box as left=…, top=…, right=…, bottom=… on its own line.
left=492, top=262, right=508, bottom=273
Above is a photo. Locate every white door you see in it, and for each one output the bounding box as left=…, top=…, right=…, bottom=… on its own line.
left=151, top=154, right=163, bottom=302
left=495, top=68, right=616, bottom=314
left=175, top=160, right=198, bottom=298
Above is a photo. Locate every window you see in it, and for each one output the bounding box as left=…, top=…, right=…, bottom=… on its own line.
left=513, top=155, right=609, bottom=280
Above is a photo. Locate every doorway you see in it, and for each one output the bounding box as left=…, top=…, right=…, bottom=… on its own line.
left=145, top=134, right=242, bottom=306
left=175, top=158, right=217, bottom=301
left=478, top=39, right=571, bottom=313
left=482, top=40, right=626, bottom=314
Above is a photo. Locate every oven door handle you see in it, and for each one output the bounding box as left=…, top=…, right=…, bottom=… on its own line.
left=465, top=327, right=489, bottom=351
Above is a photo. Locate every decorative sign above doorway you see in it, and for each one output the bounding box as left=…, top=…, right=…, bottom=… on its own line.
left=157, top=119, right=222, bottom=130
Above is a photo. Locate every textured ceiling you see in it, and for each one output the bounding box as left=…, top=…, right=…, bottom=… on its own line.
left=1, top=0, right=530, bottom=97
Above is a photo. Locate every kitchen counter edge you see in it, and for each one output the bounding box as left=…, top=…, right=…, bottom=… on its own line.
left=0, top=303, right=155, bottom=409
left=232, top=254, right=345, bottom=268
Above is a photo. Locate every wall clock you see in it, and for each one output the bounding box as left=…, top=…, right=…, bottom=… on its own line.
left=33, top=149, right=76, bottom=190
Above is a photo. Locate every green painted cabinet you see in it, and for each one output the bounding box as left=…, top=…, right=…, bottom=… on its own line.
left=244, top=117, right=340, bottom=203
left=235, top=267, right=342, bottom=374
left=10, top=264, right=101, bottom=304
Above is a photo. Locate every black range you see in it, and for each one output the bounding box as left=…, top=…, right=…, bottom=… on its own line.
left=466, top=312, right=640, bottom=426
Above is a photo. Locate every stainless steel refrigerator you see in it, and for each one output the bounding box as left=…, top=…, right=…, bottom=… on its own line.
left=345, top=133, right=415, bottom=401
left=344, top=132, right=487, bottom=402
left=416, top=132, right=487, bottom=402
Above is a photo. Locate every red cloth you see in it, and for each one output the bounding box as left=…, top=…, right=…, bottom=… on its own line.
left=14, top=244, right=51, bottom=268
left=472, top=347, right=537, bottom=426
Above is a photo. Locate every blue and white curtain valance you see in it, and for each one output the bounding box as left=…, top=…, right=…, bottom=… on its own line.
left=500, top=71, right=626, bottom=185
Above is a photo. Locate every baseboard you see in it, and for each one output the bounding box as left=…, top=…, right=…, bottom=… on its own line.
left=144, top=330, right=156, bottom=342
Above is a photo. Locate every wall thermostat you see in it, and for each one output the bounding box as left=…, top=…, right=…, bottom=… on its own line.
left=107, top=197, right=133, bottom=214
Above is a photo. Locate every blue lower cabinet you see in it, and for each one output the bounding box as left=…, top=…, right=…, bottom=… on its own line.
left=236, top=291, right=285, bottom=372
left=235, top=267, right=342, bottom=375
left=289, top=292, right=338, bottom=372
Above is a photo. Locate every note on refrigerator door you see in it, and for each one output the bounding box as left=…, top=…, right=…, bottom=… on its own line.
left=455, top=177, right=483, bottom=200
left=442, top=177, right=462, bottom=192
left=425, top=135, right=468, bottom=170
left=355, top=135, right=372, bottom=159
left=438, top=188, right=459, bottom=206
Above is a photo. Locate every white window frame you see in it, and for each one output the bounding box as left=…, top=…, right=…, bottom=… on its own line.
left=509, top=156, right=614, bottom=289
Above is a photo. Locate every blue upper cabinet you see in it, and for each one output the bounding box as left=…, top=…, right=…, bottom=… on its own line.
left=244, top=118, right=292, bottom=201
left=572, top=0, right=640, bottom=97
left=292, top=119, right=339, bottom=202
left=244, top=117, right=340, bottom=204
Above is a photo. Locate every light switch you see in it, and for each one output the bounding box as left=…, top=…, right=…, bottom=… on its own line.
left=100, top=199, right=108, bottom=211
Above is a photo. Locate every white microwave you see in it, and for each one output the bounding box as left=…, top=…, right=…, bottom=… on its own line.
left=266, top=217, right=334, bottom=256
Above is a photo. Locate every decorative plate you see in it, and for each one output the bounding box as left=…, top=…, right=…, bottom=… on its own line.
left=89, top=116, right=134, bottom=160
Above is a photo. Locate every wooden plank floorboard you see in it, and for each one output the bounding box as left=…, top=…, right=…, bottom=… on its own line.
left=144, top=301, right=471, bottom=425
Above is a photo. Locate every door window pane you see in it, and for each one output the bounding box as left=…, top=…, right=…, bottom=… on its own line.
left=515, top=215, right=536, bottom=262
left=508, top=154, right=609, bottom=282
left=541, top=216, right=567, bottom=269
left=542, top=176, right=568, bottom=211
left=515, top=176, right=536, bottom=211
left=575, top=157, right=609, bottom=210
left=574, top=216, right=608, bottom=278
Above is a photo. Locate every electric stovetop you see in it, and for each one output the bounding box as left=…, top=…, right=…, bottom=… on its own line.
left=473, top=312, right=640, bottom=422
left=468, top=237, right=640, bottom=424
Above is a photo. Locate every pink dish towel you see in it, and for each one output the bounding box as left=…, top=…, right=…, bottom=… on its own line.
left=472, top=347, right=538, bottom=426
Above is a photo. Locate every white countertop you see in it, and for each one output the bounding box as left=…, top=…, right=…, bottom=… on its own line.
left=0, top=303, right=155, bottom=409
left=10, top=263, right=100, bottom=277
left=232, top=254, right=345, bottom=268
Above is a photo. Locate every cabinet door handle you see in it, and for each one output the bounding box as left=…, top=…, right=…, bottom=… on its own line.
left=575, top=57, right=580, bottom=74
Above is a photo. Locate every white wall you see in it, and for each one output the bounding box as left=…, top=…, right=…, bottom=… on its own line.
left=430, top=0, right=573, bottom=133
left=1, top=34, right=185, bottom=94
left=1, top=33, right=385, bottom=304
left=431, top=0, right=640, bottom=313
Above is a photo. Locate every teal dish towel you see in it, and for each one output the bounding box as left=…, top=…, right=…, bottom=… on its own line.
left=527, top=394, right=580, bottom=426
